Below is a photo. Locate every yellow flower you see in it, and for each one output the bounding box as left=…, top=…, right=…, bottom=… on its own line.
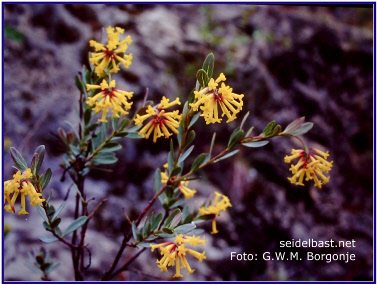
left=89, top=26, right=133, bottom=77
left=198, top=192, right=232, bottom=234
left=135, top=96, right=181, bottom=143
left=161, top=170, right=196, bottom=199
left=190, top=73, right=244, bottom=124
left=150, top=234, right=206, bottom=278
left=285, top=148, right=333, bottom=189
left=4, top=168, right=45, bottom=215
left=86, top=79, right=133, bottom=123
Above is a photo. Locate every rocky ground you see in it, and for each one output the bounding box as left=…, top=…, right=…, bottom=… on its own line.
left=3, top=4, right=374, bottom=281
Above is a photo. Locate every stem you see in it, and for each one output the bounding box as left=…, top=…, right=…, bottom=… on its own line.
left=108, top=248, right=147, bottom=280
left=102, top=185, right=168, bottom=280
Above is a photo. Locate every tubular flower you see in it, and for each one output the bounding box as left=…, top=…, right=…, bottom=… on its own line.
left=284, top=148, right=333, bottom=189
left=190, top=73, right=244, bottom=124
left=199, top=192, right=232, bottom=234
left=89, top=26, right=133, bottom=77
left=86, top=79, right=133, bottom=123
left=135, top=96, right=181, bottom=143
left=150, top=234, right=206, bottom=278
left=4, top=168, right=45, bottom=215
left=161, top=172, right=197, bottom=199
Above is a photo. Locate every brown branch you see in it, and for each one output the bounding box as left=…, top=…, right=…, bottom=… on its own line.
left=108, top=248, right=147, bottom=280
left=102, top=185, right=168, bottom=280
left=87, top=199, right=107, bottom=221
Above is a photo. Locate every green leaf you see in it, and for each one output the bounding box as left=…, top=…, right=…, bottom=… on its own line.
left=188, top=88, right=196, bottom=104
left=36, top=205, right=49, bottom=223
left=83, top=65, right=91, bottom=85
left=183, top=213, right=194, bottom=224
left=112, top=117, right=120, bottom=130
left=63, top=216, right=88, bottom=237
left=75, top=75, right=84, bottom=93
left=190, top=153, right=207, bottom=173
left=118, top=118, right=130, bottom=131
left=202, top=53, right=215, bottom=79
left=177, top=120, right=184, bottom=146
left=169, top=212, right=183, bottom=229
left=184, top=130, right=196, bottom=148
left=188, top=112, right=200, bottom=129
left=84, top=108, right=92, bottom=126
left=156, top=232, right=175, bottom=238
left=262, top=120, right=276, bottom=136
left=50, top=217, right=61, bottom=228
left=170, top=167, right=182, bottom=177
left=164, top=209, right=181, bottom=228
left=132, top=222, right=137, bottom=241
left=151, top=213, right=163, bottom=230
left=45, top=263, right=61, bottom=274
left=228, top=128, right=244, bottom=149
left=174, top=223, right=196, bottom=234
left=178, top=145, right=194, bottom=164
left=10, top=147, right=28, bottom=171
left=84, top=123, right=99, bottom=136
left=91, top=153, right=118, bottom=165
left=245, top=126, right=254, bottom=137
left=240, top=111, right=250, bottom=130
left=209, top=132, right=216, bottom=159
left=40, top=168, right=51, bottom=190
left=34, top=145, right=45, bottom=174
left=282, top=117, right=305, bottom=134
left=51, top=201, right=66, bottom=221
left=167, top=150, right=174, bottom=174
left=292, top=122, right=313, bottom=136
left=31, top=153, right=39, bottom=176
left=154, top=169, right=162, bottom=194
left=24, top=263, right=40, bottom=273
left=162, top=228, right=173, bottom=234
left=242, top=141, right=269, bottom=148
left=101, top=142, right=122, bottom=153
left=138, top=242, right=152, bottom=248
left=182, top=101, right=189, bottom=127
left=268, top=125, right=281, bottom=138
left=214, top=149, right=239, bottom=163
left=196, top=69, right=209, bottom=88
left=125, top=133, right=143, bottom=139
left=39, top=235, right=59, bottom=244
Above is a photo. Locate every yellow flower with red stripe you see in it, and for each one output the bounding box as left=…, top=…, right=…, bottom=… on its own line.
left=150, top=234, right=206, bottom=278
left=135, top=97, right=181, bottom=143
left=190, top=73, right=244, bottom=124
left=284, top=148, right=333, bottom=189
left=89, top=26, right=133, bottom=77
left=86, top=79, right=133, bottom=123
left=199, top=192, right=232, bottom=234
left=4, top=168, right=45, bottom=215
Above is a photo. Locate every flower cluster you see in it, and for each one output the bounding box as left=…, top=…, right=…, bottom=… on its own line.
left=150, top=234, right=206, bottom=278
left=86, top=79, right=133, bottom=123
left=199, top=192, right=232, bottom=234
left=190, top=73, right=244, bottom=124
left=89, top=26, right=133, bottom=77
left=135, top=96, right=182, bottom=143
left=284, top=148, right=333, bottom=189
left=161, top=171, right=196, bottom=199
left=4, top=168, right=45, bottom=215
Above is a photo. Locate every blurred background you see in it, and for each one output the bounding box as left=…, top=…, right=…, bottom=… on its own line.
left=3, top=3, right=374, bottom=281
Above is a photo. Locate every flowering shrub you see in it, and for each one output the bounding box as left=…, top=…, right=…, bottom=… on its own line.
left=4, top=26, right=333, bottom=281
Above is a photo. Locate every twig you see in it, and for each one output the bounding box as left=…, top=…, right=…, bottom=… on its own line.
left=109, top=248, right=147, bottom=280
left=87, top=199, right=107, bottom=221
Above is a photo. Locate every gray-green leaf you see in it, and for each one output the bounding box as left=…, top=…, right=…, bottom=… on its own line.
left=63, top=216, right=88, bottom=237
